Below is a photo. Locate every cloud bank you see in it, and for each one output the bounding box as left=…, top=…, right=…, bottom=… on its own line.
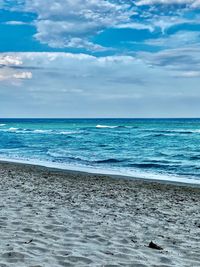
left=0, top=52, right=200, bottom=117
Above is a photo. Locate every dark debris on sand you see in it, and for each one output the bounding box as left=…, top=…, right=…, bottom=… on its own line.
left=148, top=241, right=163, bottom=250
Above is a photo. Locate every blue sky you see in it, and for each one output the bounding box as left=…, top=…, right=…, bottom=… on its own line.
left=0, top=0, right=200, bottom=117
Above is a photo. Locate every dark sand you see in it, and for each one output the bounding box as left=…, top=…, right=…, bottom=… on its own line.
left=0, top=161, right=200, bottom=267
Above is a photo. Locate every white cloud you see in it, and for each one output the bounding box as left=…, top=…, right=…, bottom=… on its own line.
left=4, top=21, right=27, bottom=25
left=22, top=0, right=132, bottom=50
left=116, top=22, right=154, bottom=32
left=0, top=55, right=32, bottom=82
left=114, top=12, right=196, bottom=34
left=136, top=0, right=200, bottom=7
left=138, top=45, right=200, bottom=73
left=0, top=55, right=22, bottom=66
left=0, top=70, right=32, bottom=82
left=176, top=70, right=200, bottom=77
left=13, top=72, right=32, bottom=79
left=145, top=31, right=200, bottom=47
left=49, top=37, right=108, bottom=51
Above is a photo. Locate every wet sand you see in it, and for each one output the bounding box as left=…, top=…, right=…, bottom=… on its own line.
left=0, top=161, right=200, bottom=267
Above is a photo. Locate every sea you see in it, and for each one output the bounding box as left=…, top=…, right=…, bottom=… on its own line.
left=0, top=118, right=200, bottom=184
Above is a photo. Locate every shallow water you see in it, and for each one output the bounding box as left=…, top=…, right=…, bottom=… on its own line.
left=0, top=118, right=200, bottom=183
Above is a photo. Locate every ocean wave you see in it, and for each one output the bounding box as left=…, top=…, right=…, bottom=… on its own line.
left=47, top=151, right=63, bottom=158
left=149, top=133, right=168, bottom=137
left=6, top=128, right=56, bottom=134
left=47, top=152, right=124, bottom=165
left=0, top=124, right=6, bottom=127
left=170, top=129, right=200, bottom=134
left=172, top=131, right=195, bottom=134
left=0, top=127, right=82, bottom=135
left=146, top=132, right=189, bottom=137
left=96, top=125, right=119, bottom=129
left=47, top=151, right=87, bottom=162
left=127, top=163, right=168, bottom=169
left=59, top=131, right=81, bottom=135
left=147, top=159, right=176, bottom=164
left=145, top=129, right=200, bottom=134
left=33, top=129, right=52, bottom=134
left=96, top=124, right=127, bottom=129
left=94, top=158, right=124, bottom=164
left=5, top=128, right=52, bottom=134
left=190, top=155, right=200, bottom=160
left=8, top=127, right=19, bottom=132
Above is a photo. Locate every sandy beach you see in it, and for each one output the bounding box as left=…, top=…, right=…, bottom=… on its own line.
left=0, top=161, right=200, bottom=267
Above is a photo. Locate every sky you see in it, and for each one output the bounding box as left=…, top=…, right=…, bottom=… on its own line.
left=0, top=0, right=200, bottom=118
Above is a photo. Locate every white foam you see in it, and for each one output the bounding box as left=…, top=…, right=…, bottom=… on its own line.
left=1, top=128, right=77, bottom=135
left=96, top=125, right=118, bottom=129
left=33, top=129, right=51, bottom=134
left=0, top=124, right=6, bottom=127
left=8, top=127, right=18, bottom=132
left=60, top=131, right=80, bottom=135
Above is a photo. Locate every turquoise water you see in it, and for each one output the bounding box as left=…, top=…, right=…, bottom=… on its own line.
left=0, top=118, right=200, bottom=184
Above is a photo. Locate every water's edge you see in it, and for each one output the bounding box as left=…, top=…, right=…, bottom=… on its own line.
left=1, top=157, right=200, bottom=188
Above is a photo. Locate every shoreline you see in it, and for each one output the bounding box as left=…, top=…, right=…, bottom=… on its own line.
left=0, top=158, right=200, bottom=188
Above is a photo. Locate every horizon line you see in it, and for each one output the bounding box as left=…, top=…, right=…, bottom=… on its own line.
left=1, top=117, right=200, bottom=120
